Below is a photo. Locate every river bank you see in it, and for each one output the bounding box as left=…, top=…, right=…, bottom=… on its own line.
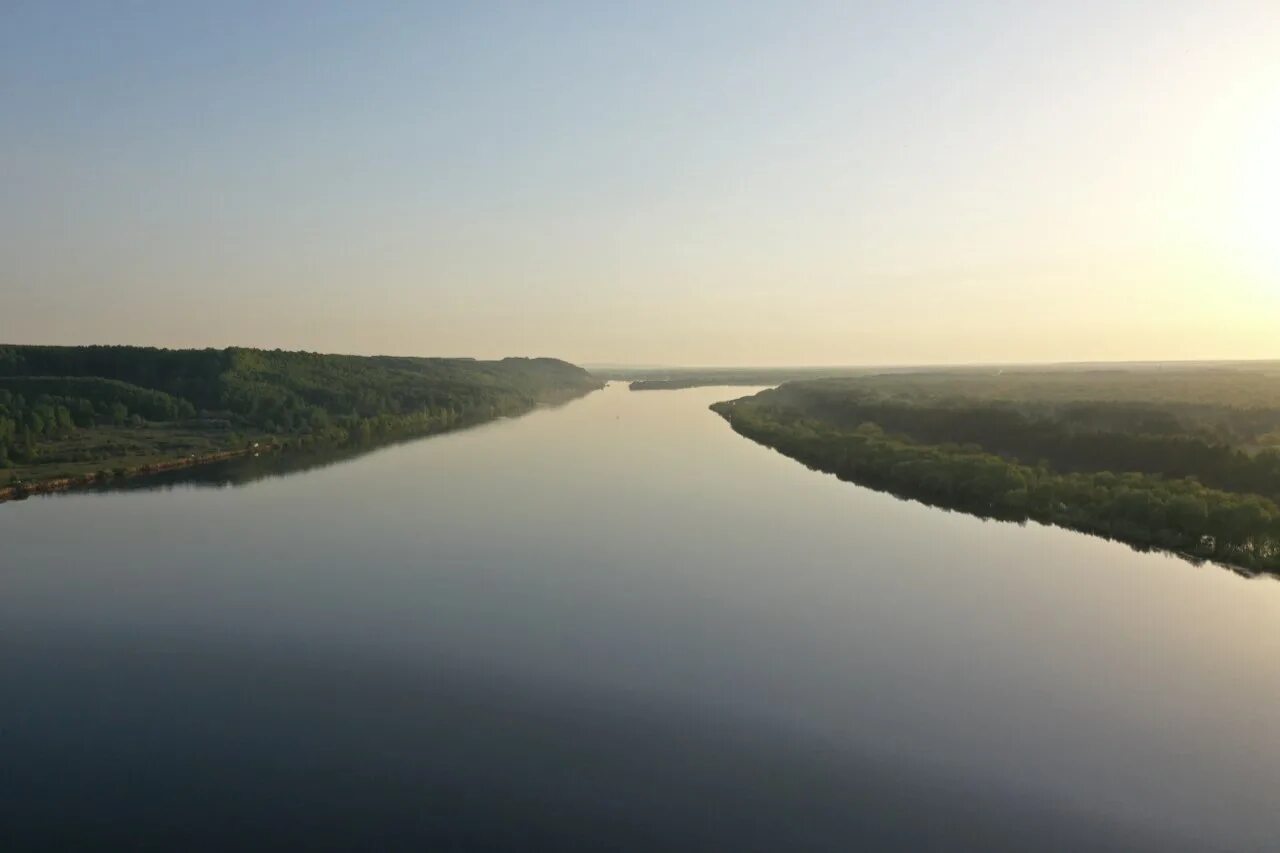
left=0, top=444, right=278, bottom=504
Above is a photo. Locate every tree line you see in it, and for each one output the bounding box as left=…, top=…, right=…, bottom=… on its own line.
left=0, top=379, right=198, bottom=465
left=763, top=384, right=1280, bottom=502
left=1, top=345, right=602, bottom=477
left=714, top=373, right=1280, bottom=575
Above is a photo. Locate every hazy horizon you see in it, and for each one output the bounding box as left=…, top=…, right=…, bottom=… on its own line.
left=4, top=7, right=1280, bottom=844
left=4, top=2, right=1277, bottom=365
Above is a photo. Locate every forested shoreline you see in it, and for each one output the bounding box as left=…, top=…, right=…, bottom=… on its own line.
left=713, top=369, right=1280, bottom=575
left=0, top=345, right=602, bottom=498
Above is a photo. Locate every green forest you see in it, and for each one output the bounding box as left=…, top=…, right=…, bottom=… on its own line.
left=0, top=345, right=601, bottom=494
left=713, top=367, right=1280, bottom=575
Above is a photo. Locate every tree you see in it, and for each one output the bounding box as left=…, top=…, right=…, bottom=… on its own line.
left=55, top=405, right=74, bottom=435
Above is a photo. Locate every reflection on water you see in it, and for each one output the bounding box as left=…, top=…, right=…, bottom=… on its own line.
left=3, top=385, right=1279, bottom=851
left=83, top=439, right=440, bottom=495
left=63, top=404, right=578, bottom=499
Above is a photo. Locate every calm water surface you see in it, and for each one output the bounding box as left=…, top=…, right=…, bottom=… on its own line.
left=3, top=384, right=1279, bottom=851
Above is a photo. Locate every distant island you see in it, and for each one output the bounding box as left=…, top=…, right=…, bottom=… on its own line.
left=597, top=361, right=1280, bottom=392
left=0, top=345, right=602, bottom=501
left=713, top=365, right=1280, bottom=575
left=590, top=366, right=881, bottom=391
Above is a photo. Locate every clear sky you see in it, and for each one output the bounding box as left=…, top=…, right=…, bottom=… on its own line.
left=2, top=1, right=1277, bottom=365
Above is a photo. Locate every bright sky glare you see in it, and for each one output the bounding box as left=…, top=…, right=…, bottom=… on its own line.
left=2, top=1, right=1277, bottom=365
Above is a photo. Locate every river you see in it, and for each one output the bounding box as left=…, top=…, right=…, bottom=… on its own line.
left=3, top=383, right=1278, bottom=851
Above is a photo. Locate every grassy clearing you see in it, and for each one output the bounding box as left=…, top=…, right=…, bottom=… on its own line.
left=5, top=424, right=266, bottom=484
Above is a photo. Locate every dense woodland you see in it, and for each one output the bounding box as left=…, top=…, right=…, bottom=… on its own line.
left=714, top=367, right=1280, bottom=575
left=0, top=345, right=601, bottom=485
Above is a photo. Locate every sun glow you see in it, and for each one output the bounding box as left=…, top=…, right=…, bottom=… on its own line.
left=1231, top=92, right=1280, bottom=284
left=1177, top=80, right=1280, bottom=292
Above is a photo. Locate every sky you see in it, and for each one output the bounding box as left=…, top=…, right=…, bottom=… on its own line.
left=2, top=1, right=1278, bottom=366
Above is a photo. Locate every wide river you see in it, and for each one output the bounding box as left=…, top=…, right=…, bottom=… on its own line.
left=4, top=384, right=1279, bottom=851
